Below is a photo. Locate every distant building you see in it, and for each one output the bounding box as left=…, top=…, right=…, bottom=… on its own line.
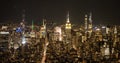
left=0, top=31, right=10, bottom=51
left=53, top=26, right=62, bottom=41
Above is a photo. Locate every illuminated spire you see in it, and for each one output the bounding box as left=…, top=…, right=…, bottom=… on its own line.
left=43, top=19, right=45, bottom=26
left=67, top=11, right=70, bottom=23
left=42, top=19, right=46, bottom=29
left=43, top=19, right=44, bottom=26
left=32, top=20, right=34, bottom=31
left=89, top=12, right=92, bottom=23
left=88, top=12, right=92, bottom=30
left=114, top=25, right=117, bottom=34
left=22, top=9, right=25, bottom=22
left=65, top=11, right=71, bottom=29
left=85, top=14, right=88, bottom=30
left=20, top=9, right=25, bottom=29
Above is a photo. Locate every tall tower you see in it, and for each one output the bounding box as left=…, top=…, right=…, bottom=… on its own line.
left=65, top=12, right=71, bottom=29
left=22, top=10, right=25, bottom=22
left=83, top=14, right=88, bottom=41
left=84, top=14, right=88, bottom=35
left=88, top=12, right=93, bottom=38
left=114, top=26, right=117, bottom=43
left=114, top=26, right=117, bottom=34
left=65, top=11, right=72, bottom=44
left=20, top=10, right=26, bottom=34
left=40, top=19, right=46, bottom=38
left=30, top=20, right=36, bottom=38
left=32, top=20, right=34, bottom=32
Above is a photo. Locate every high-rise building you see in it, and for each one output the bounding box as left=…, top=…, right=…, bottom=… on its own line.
left=40, top=19, right=46, bottom=38
left=84, top=14, right=88, bottom=40
left=85, top=14, right=88, bottom=33
left=30, top=20, right=36, bottom=38
left=88, top=12, right=93, bottom=38
left=113, top=26, right=118, bottom=46
left=65, top=12, right=71, bottom=43
left=20, top=10, right=26, bottom=34
left=54, top=26, right=62, bottom=41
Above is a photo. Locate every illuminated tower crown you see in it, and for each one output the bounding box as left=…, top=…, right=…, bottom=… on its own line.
left=30, top=20, right=36, bottom=38
left=65, top=12, right=71, bottom=29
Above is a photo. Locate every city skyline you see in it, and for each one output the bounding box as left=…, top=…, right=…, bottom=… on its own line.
left=0, top=0, right=120, bottom=25
left=0, top=1, right=120, bottom=62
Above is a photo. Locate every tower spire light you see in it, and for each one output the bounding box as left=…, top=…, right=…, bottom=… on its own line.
left=85, top=14, right=88, bottom=30
left=32, top=20, right=34, bottom=31
left=114, top=25, right=117, bottom=34
left=88, top=12, right=93, bottom=38
left=22, top=9, right=25, bottom=22
left=89, top=12, right=92, bottom=23
left=43, top=19, right=45, bottom=26
left=67, top=11, right=70, bottom=23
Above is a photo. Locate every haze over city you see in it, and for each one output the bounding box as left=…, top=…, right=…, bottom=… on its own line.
left=0, top=0, right=120, bottom=25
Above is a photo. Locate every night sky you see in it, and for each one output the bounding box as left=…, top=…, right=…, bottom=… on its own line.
left=0, top=0, right=120, bottom=25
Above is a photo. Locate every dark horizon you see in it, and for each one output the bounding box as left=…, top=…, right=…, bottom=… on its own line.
left=0, top=0, right=120, bottom=25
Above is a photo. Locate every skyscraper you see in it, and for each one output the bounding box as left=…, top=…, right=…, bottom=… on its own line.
left=88, top=12, right=93, bottom=38
left=84, top=14, right=88, bottom=36
left=65, top=12, right=72, bottom=48
left=40, top=19, right=46, bottom=38
left=20, top=10, right=26, bottom=34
